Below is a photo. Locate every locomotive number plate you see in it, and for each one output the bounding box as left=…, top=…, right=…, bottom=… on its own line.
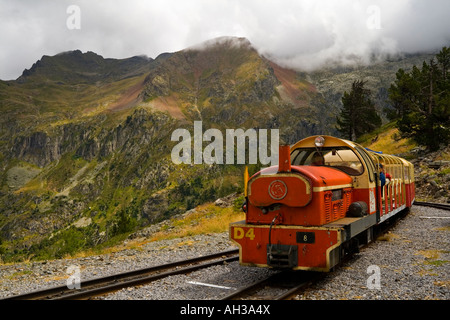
left=296, top=232, right=315, bottom=244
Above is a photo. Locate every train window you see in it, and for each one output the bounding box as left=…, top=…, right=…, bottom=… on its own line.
left=404, top=167, right=409, bottom=181
left=290, top=149, right=301, bottom=164
left=291, top=149, right=311, bottom=166
left=291, top=147, right=364, bottom=175
left=355, top=146, right=375, bottom=182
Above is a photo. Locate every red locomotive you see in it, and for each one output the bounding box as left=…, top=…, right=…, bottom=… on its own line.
left=230, top=135, right=415, bottom=271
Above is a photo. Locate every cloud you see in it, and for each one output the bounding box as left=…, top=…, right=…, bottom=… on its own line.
left=242, top=0, right=450, bottom=70
left=0, top=0, right=449, bottom=80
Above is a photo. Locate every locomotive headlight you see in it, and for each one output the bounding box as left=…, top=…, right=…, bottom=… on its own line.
left=315, top=136, right=325, bottom=147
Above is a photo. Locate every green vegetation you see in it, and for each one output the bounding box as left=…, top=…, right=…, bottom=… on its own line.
left=357, top=122, right=417, bottom=156
left=416, top=250, right=449, bottom=268
left=148, top=200, right=245, bottom=243
left=336, top=80, right=382, bottom=140
left=388, top=47, right=450, bottom=151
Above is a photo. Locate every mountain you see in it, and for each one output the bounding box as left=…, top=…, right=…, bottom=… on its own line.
left=0, top=37, right=433, bottom=262
left=18, top=50, right=153, bottom=84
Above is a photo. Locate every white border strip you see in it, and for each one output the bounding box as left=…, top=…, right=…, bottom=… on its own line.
left=419, top=216, right=450, bottom=219
left=312, top=184, right=352, bottom=192
left=186, top=281, right=234, bottom=290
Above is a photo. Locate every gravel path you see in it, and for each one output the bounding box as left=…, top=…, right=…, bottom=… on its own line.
left=295, top=205, right=449, bottom=300
left=0, top=205, right=448, bottom=300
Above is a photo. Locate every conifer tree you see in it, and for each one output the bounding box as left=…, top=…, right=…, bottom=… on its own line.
left=388, top=47, right=450, bottom=150
left=336, top=80, right=381, bottom=140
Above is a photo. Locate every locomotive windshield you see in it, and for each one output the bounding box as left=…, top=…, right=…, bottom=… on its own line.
left=290, top=147, right=364, bottom=176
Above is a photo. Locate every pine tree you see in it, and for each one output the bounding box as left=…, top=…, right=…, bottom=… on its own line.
left=336, top=80, right=382, bottom=140
left=388, top=47, right=450, bottom=151
left=436, top=46, right=450, bottom=80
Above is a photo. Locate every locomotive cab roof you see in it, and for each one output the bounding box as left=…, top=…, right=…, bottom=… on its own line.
left=290, top=135, right=414, bottom=182
left=290, top=136, right=366, bottom=176
left=291, top=135, right=357, bottom=150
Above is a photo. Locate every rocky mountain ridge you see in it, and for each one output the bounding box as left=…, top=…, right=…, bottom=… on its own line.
left=18, top=50, right=153, bottom=84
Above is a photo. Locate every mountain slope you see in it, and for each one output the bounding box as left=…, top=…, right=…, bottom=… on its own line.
left=0, top=37, right=432, bottom=262
left=139, top=37, right=318, bottom=131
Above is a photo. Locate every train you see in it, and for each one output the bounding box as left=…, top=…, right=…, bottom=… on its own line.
left=229, top=135, right=415, bottom=271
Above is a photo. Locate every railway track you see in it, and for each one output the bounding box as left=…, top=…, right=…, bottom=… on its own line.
left=221, top=271, right=324, bottom=300
left=413, top=201, right=450, bottom=211
left=3, top=202, right=446, bottom=301
left=2, top=249, right=239, bottom=300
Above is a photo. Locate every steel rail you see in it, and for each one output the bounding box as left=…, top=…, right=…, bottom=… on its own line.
left=221, top=271, right=322, bottom=300
left=220, top=274, right=276, bottom=300
left=275, top=272, right=328, bottom=300
left=414, top=201, right=450, bottom=211
left=2, top=248, right=239, bottom=300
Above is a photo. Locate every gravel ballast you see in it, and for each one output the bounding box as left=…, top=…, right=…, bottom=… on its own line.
left=0, top=205, right=448, bottom=300
left=295, top=206, right=449, bottom=300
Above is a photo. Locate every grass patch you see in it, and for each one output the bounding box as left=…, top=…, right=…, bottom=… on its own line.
left=47, top=199, right=246, bottom=261
left=435, top=226, right=450, bottom=232
left=149, top=201, right=245, bottom=242
left=6, top=163, right=42, bottom=190
left=425, top=260, right=448, bottom=267
left=376, top=232, right=400, bottom=242
left=415, top=249, right=449, bottom=267
left=358, top=122, right=417, bottom=155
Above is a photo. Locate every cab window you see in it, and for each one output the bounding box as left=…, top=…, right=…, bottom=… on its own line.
left=291, top=147, right=364, bottom=176
left=355, top=146, right=375, bottom=182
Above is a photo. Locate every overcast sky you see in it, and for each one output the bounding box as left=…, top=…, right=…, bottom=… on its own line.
left=1, top=0, right=449, bottom=80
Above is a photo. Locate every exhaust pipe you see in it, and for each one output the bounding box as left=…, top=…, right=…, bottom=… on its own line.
left=278, top=145, right=291, bottom=173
